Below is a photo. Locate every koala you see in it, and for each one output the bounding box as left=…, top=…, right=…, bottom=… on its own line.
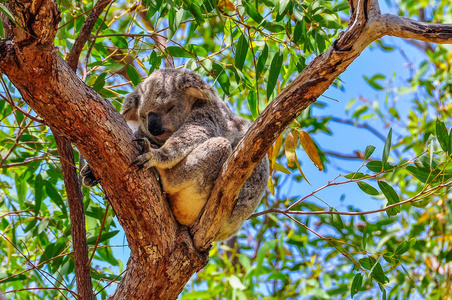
left=82, top=69, right=269, bottom=241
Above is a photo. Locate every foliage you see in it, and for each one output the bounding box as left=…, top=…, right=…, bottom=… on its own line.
left=0, top=0, right=452, bottom=299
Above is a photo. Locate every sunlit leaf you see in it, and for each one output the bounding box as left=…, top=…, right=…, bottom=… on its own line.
left=382, top=128, right=392, bottom=165
left=298, top=130, right=323, bottom=171
left=284, top=131, right=298, bottom=168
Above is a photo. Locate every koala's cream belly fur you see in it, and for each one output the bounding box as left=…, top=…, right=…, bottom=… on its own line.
left=157, top=167, right=209, bottom=226
left=167, top=186, right=208, bottom=226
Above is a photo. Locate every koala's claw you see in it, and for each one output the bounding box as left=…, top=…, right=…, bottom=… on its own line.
left=131, top=153, right=154, bottom=170
left=133, top=137, right=159, bottom=153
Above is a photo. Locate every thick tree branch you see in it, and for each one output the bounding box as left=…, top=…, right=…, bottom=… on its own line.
left=190, top=0, right=452, bottom=251
left=382, top=14, right=452, bottom=44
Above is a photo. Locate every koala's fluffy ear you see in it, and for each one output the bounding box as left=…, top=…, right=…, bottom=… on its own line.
left=177, top=70, right=218, bottom=101
left=120, top=89, right=140, bottom=121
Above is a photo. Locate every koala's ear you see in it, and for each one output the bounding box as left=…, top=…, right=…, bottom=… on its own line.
left=177, top=70, right=218, bottom=101
left=120, top=89, right=140, bottom=121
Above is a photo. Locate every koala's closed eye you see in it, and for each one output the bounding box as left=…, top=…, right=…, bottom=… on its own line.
left=166, top=105, right=175, bottom=114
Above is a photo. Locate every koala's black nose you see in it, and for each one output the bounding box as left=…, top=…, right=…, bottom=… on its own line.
left=148, top=113, right=166, bottom=136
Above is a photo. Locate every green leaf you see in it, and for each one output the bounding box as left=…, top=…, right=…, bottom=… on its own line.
left=293, top=21, right=304, bottom=44
left=395, top=239, right=415, bottom=256
left=104, top=29, right=128, bottom=49
left=168, top=8, right=184, bottom=40
left=364, top=145, right=376, bottom=160
left=366, top=161, right=393, bottom=173
left=263, top=22, right=285, bottom=33
left=436, top=119, right=449, bottom=153
left=247, top=90, right=258, bottom=119
left=382, top=128, right=392, bottom=165
left=357, top=181, right=379, bottom=196
left=43, top=181, right=67, bottom=216
left=344, top=172, right=366, bottom=179
left=330, top=207, right=344, bottom=229
left=389, top=107, right=400, bottom=120
left=126, top=65, right=141, bottom=87
left=0, top=16, right=4, bottom=38
left=212, top=63, right=230, bottom=95
left=363, top=73, right=385, bottom=91
left=235, top=34, right=249, bottom=71
left=406, top=165, right=432, bottom=183
left=256, top=44, right=268, bottom=75
left=34, top=174, right=43, bottom=216
left=242, top=0, right=263, bottom=23
left=278, top=0, right=290, bottom=15
left=378, top=181, right=400, bottom=217
left=351, top=273, right=363, bottom=298
left=333, top=2, right=349, bottom=12
left=167, top=46, right=194, bottom=58
left=411, top=198, right=430, bottom=208
left=186, top=3, right=205, bottom=26
left=186, top=44, right=208, bottom=57
left=0, top=4, right=19, bottom=29
left=267, top=50, right=284, bottom=99
left=359, top=257, right=388, bottom=284
left=87, top=230, right=120, bottom=245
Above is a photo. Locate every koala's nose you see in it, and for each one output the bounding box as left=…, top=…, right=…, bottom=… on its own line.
left=148, top=113, right=166, bottom=136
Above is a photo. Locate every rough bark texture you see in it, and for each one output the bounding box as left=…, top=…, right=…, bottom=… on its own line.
left=1, top=0, right=452, bottom=298
left=53, top=132, right=94, bottom=300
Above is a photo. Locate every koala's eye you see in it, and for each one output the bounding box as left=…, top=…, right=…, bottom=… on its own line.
left=166, top=105, right=175, bottom=114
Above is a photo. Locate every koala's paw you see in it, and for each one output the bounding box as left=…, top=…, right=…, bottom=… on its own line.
left=133, top=137, right=159, bottom=153
left=131, top=152, right=156, bottom=170
left=80, top=164, right=99, bottom=187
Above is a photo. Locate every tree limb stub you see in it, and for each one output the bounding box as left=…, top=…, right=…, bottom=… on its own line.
left=191, top=0, right=452, bottom=251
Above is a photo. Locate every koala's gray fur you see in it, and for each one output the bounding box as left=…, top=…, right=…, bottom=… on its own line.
left=84, top=69, right=269, bottom=241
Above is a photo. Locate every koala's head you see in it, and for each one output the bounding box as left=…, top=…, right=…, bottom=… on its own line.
left=121, top=69, right=218, bottom=145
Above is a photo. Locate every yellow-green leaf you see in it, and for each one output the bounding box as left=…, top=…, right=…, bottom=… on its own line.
left=298, top=130, right=323, bottom=171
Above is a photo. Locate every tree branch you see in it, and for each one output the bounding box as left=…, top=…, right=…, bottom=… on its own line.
left=53, top=131, right=94, bottom=300
left=382, top=14, right=452, bottom=44
left=190, top=0, right=452, bottom=251
left=67, top=0, right=113, bottom=71
left=191, top=0, right=384, bottom=251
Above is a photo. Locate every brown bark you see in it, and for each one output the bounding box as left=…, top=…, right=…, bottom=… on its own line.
left=1, top=0, right=452, bottom=298
left=53, top=132, right=94, bottom=300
